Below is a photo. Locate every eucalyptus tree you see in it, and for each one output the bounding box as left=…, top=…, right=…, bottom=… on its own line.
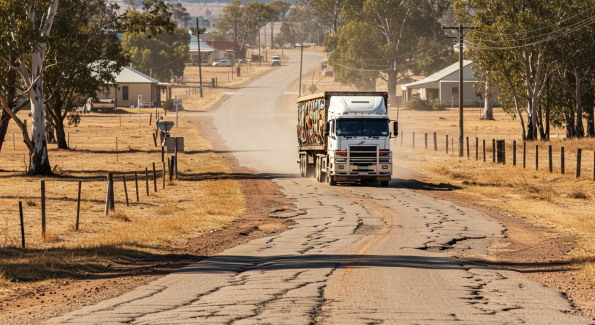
left=215, top=0, right=266, bottom=50
left=326, top=0, right=450, bottom=95
left=265, top=0, right=291, bottom=48
left=454, top=0, right=586, bottom=140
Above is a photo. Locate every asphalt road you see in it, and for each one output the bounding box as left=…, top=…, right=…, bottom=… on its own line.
left=51, top=51, right=591, bottom=324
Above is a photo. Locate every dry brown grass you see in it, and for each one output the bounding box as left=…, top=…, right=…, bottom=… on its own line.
left=0, top=91, right=253, bottom=294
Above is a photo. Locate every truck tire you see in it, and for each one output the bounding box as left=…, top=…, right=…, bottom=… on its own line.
left=299, top=155, right=305, bottom=177
left=316, top=158, right=326, bottom=183
left=305, top=160, right=315, bottom=178
left=328, top=175, right=337, bottom=186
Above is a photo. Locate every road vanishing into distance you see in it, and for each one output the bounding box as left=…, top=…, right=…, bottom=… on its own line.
left=51, top=51, right=591, bottom=324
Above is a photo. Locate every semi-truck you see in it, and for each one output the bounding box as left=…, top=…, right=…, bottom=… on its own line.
left=297, top=91, right=398, bottom=186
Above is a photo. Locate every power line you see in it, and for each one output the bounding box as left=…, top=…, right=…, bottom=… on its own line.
left=470, top=6, right=595, bottom=36
left=330, top=38, right=451, bottom=62
left=329, top=47, right=451, bottom=72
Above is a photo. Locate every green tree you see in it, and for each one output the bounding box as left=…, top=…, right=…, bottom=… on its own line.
left=122, top=27, right=190, bottom=81
left=265, top=0, right=291, bottom=48
left=326, top=0, right=449, bottom=95
left=168, top=3, right=192, bottom=28
left=454, top=0, right=586, bottom=140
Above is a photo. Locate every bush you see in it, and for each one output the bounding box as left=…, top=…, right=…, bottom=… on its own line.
left=432, top=101, right=447, bottom=111
left=405, top=97, right=432, bottom=111
left=163, top=99, right=174, bottom=111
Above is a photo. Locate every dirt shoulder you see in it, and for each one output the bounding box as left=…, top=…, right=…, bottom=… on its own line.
left=397, top=167, right=595, bottom=320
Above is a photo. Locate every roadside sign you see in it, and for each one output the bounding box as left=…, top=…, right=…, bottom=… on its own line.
left=308, top=84, right=318, bottom=94
left=157, top=120, right=174, bottom=132
left=166, top=137, right=184, bottom=153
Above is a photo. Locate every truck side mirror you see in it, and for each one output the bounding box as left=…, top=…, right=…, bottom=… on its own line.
left=393, top=121, right=398, bottom=132
left=325, top=121, right=330, bottom=136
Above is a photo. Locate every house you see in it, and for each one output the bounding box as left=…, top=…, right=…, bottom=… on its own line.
left=205, top=41, right=253, bottom=61
left=97, top=66, right=172, bottom=108
left=189, top=33, right=216, bottom=64
left=400, top=60, right=497, bottom=107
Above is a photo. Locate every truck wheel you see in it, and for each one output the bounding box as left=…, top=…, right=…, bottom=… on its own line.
left=299, top=155, right=305, bottom=177
left=305, top=160, right=315, bottom=178
left=328, top=175, right=337, bottom=186
left=316, top=159, right=322, bottom=182
left=380, top=181, right=389, bottom=186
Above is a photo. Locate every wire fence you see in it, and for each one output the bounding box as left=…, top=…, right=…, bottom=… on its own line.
left=396, top=131, right=595, bottom=180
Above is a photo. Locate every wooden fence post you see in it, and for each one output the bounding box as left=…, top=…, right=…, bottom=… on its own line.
left=466, top=137, right=469, bottom=158
left=577, top=148, right=582, bottom=178
left=152, top=162, right=157, bottom=192
left=401, top=131, right=403, bottom=146
left=561, top=147, right=565, bottom=174
left=134, top=171, right=139, bottom=202
left=105, top=181, right=111, bottom=216
left=492, top=139, right=496, bottom=162
left=41, top=180, right=46, bottom=238
left=116, top=137, right=118, bottom=163
left=476, top=137, right=478, bottom=161
left=446, top=135, right=448, bottom=154
left=548, top=145, right=553, bottom=173
left=169, top=157, right=174, bottom=182
left=145, top=167, right=149, bottom=196
left=433, top=132, right=437, bottom=151
left=76, top=181, right=81, bottom=230
left=424, top=133, right=427, bottom=149
left=513, top=141, right=516, bottom=166
left=535, top=145, right=539, bottom=170
left=107, top=173, right=114, bottom=210
left=122, top=176, right=129, bottom=207
left=19, top=201, right=25, bottom=248
left=523, top=142, right=526, bottom=168
left=483, top=139, right=486, bottom=162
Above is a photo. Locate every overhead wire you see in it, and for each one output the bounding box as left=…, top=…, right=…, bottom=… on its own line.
left=330, top=37, right=451, bottom=62
left=465, top=15, right=595, bottom=50
left=330, top=47, right=452, bottom=72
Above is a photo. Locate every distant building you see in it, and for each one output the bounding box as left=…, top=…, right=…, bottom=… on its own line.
left=400, top=60, right=497, bottom=107
left=97, top=67, right=172, bottom=108
left=205, top=41, right=253, bottom=61
left=189, top=33, right=216, bottom=64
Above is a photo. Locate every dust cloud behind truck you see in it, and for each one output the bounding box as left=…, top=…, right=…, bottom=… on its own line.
left=297, top=91, right=398, bottom=186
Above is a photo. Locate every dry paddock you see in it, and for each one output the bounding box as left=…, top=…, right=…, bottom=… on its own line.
left=0, top=111, right=243, bottom=294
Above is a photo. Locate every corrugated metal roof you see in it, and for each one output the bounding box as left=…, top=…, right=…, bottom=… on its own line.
left=115, top=67, right=159, bottom=84
left=401, top=60, right=473, bottom=88
left=189, top=34, right=215, bottom=52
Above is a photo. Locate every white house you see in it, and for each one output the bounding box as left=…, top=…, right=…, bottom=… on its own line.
left=400, top=60, right=497, bottom=107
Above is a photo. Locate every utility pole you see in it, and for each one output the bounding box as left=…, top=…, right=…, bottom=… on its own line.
left=298, top=45, right=309, bottom=97
left=197, top=18, right=203, bottom=97
left=258, top=21, right=261, bottom=67
left=443, top=24, right=476, bottom=158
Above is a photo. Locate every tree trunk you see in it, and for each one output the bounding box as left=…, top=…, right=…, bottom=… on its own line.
left=387, top=69, right=397, bottom=97
left=566, top=109, right=575, bottom=138
left=270, top=22, right=274, bottom=49
left=481, top=72, right=494, bottom=120
left=0, top=60, right=17, bottom=153
left=29, top=50, right=52, bottom=175
left=545, top=79, right=550, bottom=140
left=575, top=68, right=584, bottom=138
left=54, top=116, right=67, bottom=149
left=587, top=97, right=595, bottom=137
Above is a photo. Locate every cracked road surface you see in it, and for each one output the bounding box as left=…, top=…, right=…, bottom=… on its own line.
left=50, top=51, right=591, bottom=324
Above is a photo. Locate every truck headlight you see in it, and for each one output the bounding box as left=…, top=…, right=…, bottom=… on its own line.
left=382, top=165, right=389, bottom=169
left=338, top=165, right=345, bottom=169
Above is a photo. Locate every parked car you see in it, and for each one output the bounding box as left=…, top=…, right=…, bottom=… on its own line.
left=271, top=56, right=281, bottom=66
left=212, top=60, right=232, bottom=67
left=85, top=98, right=116, bottom=112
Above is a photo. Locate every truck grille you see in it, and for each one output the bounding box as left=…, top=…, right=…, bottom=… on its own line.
left=349, top=145, right=378, bottom=165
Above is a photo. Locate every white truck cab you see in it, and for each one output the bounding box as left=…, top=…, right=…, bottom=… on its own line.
left=297, top=92, right=397, bottom=186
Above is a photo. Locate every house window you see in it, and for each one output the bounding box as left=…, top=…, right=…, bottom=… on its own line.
left=122, top=86, right=129, bottom=100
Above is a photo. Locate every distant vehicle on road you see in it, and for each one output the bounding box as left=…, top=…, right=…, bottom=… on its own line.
left=85, top=98, right=116, bottom=112
left=271, top=56, right=281, bottom=66
left=213, top=60, right=232, bottom=67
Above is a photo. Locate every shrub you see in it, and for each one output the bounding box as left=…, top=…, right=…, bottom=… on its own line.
left=405, top=97, right=432, bottom=111
left=163, top=99, right=174, bottom=111
left=432, top=101, right=447, bottom=111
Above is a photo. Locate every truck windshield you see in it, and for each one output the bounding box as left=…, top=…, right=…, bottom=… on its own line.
left=336, top=119, right=389, bottom=137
